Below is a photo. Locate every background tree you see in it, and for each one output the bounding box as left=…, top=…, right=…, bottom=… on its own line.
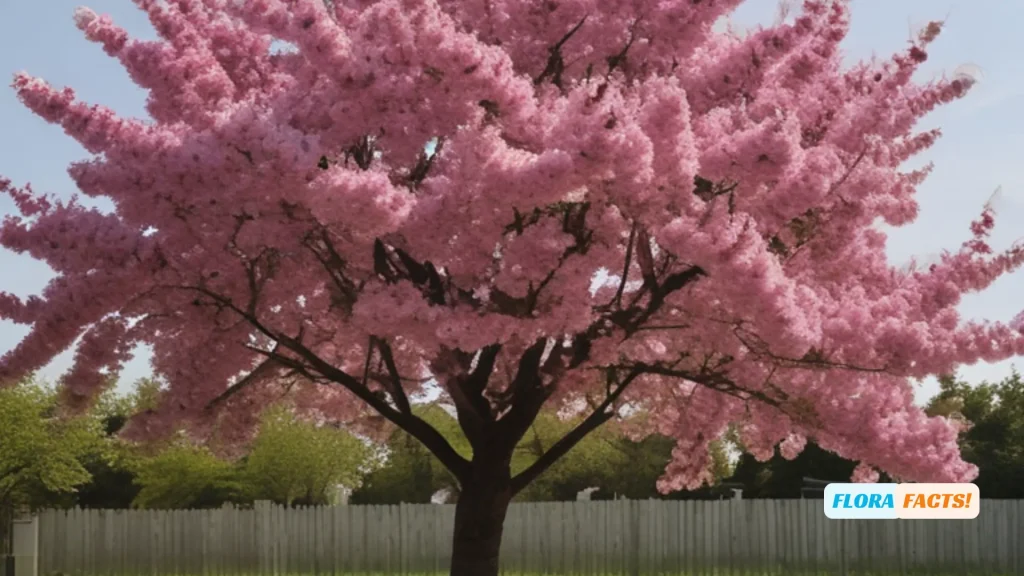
left=354, top=401, right=737, bottom=503
left=4, top=1, right=1023, bottom=574
left=351, top=403, right=464, bottom=504
left=129, top=440, right=245, bottom=509
left=243, top=403, right=373, bottom=506
left=0, top=378, right=104, bottom=512
left=727, top=442, right=864, bottom=498
left=926, top=371, right=1024, bottom=498
left=70, top=378, right=162, bottom=508
left=0, top=377, right=104, bottom=549
left=591, top=435, right=736, bottom=500
left=509, top=408, right=626, bottom=502
left=130, top=400, right=375, bottom=509
left=725, top=372, right=1024, bottom=499
left=350, top=427, right=439, bottom=504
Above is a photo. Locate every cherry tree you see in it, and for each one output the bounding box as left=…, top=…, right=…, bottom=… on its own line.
left=3, top=0, right=1023, bottom=573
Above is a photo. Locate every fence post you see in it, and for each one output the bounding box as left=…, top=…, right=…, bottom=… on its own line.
left=255, top=501, right=273, bottom=576
left=839, top=519, right=848, bottom=576
left=10, top=515, right=38, bottom=576
left=630, top=500, right=640, bottom=576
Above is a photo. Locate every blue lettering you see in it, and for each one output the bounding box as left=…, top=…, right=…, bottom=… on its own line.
left=823, top=485, right=900, bottom=518
left=830, top=492, right=896, bottom=509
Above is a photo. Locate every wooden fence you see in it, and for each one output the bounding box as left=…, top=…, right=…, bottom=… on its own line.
left=37, top=499, right=1024, bottom=575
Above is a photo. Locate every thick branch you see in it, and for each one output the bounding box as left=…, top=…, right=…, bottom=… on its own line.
left=185, top=285, right=471, bottom=480
left=445, top=381, right=488, bottom=450
left=204, top=350, right=282, bottom=411
left=510, top=368, right=641, bottom=493
left=490, top=339, right=553, bottom=452
left=250, top=341, right=471, bottom=479
left=450, top=344, right=503, bottom=446
left=434, top=346, right=500, bottom=449
left=493, top=339, right=546, bottom=412
left=611, top=222, right=636, bottom=308
left=373, top=337, right=414, bottom=415
left=466, top=344, right=502, bottom=397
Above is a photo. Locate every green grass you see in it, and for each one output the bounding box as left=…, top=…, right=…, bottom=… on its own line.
left=49, top=565, right=1024, bottom=569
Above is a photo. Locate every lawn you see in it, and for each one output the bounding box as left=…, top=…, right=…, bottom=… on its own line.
left=54, top=565, right=1024, bottom=569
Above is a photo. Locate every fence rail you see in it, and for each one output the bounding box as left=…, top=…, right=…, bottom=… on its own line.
left=37, top=499, right=1024, bottom=575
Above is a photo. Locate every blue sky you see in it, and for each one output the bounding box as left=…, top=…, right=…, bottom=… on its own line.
left=1, top=0, right=1023, bottom=402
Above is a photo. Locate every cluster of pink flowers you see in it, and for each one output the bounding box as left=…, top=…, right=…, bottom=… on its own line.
left=3, top=0, right=1023, bottom=488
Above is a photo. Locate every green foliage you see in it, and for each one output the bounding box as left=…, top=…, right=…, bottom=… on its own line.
left=351, top=403, right=463, bottom=504
left=0, top=377, right=105, bottom=511
left=510, top=410, right=626, bottom=502
left=70, top=380, right=160, bottom=508
left=129, top=440, right=246, bottom=509
left=351, top=402, right=737, bottom=504
left=127, top=402, right=372, bottom=509
left=926, top=370, right=1024, bottom=498
left=243, top=404, right=372, bottom=506
left=350, top=432, right=438, bottom=504
left=727, top=442, right=865, bottom=498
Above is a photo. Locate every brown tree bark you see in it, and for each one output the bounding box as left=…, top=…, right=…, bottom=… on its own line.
left=448, top=457, right=514, bottom=576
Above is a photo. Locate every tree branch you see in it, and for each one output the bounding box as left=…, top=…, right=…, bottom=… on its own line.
left=627, top=362, right=782, bottom=408
left=510, top=367, right=641, bottom=493
left=373, top=337, right=414, bottom=415
left=489, top=339, right=555, bottom=453
left=433, top=344, right=503, bottom=451
left=534, top=16, right=588, bottom=89
left=492, top=339, right=547, bottom=413
left=303, top=228, right=359, bottom=313
left=611, top=222, right=636, bottom=308
left=467, top=344, right=502, bottom=397
left=732, top=326, right=886, bottom=374
left=204, top=350, right=282, bottom=411
left=183, top=285, right=471, bottom=480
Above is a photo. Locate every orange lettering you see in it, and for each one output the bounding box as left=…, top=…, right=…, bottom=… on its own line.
left=899, top=491, right=975, bottom=511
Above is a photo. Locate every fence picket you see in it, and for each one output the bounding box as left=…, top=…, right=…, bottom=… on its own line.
left=32, top=500, right=1024, bottom=575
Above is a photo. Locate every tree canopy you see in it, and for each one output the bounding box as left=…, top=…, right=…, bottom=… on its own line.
left=4, top=1, right=1024, bottom=574
left=243, top=403, right=372, bottom=505
left=926, top=371, right=1024, bottom=498
left=126, top=399, right=372, bottom=508
left=129, top=440, right=246, bottom=509
left=0, top=378, right=105, bottom=512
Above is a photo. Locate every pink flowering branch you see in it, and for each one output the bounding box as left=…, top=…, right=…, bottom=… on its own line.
left=5, top=7, right=1024, bottom=570
left=181, top=282, right=472, bottom=479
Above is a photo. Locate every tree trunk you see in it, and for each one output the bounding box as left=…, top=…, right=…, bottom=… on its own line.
left=448, top=462, right=513, bottom=576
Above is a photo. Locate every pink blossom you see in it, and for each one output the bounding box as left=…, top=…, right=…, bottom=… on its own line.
left=2, top=0, right=1022, bottom=492
left=851, top=463, right=881, bottom=484
left=779, top=434, right=807, bottom=460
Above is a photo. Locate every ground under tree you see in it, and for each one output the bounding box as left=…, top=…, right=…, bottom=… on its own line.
left=3, top=1, right=1024, bottom=575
